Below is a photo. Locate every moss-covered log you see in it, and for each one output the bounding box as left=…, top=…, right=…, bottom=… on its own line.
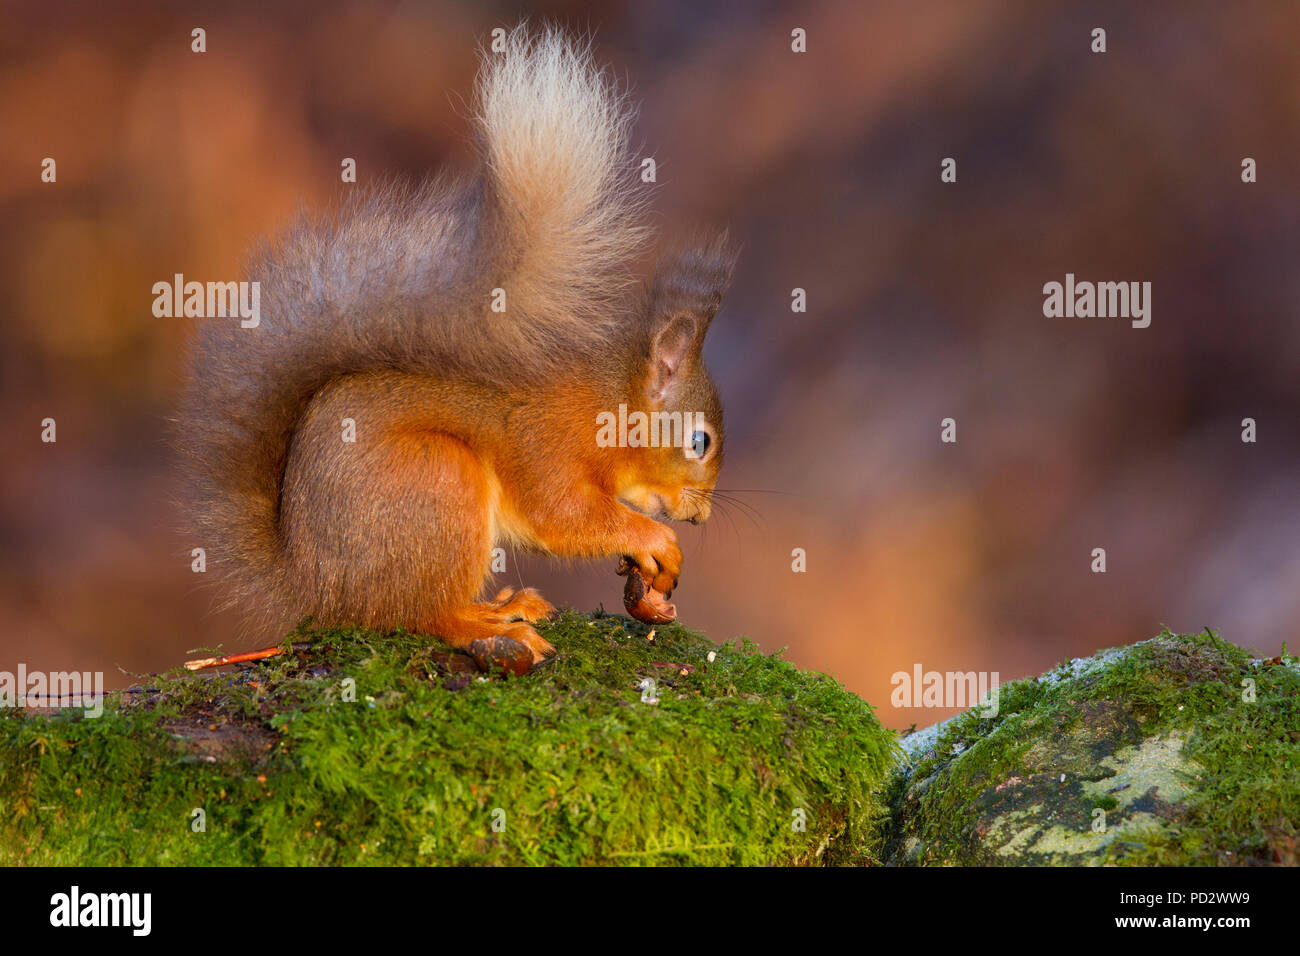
left=1, top=611, right=899, bottom=865
left=6, top=621, right=1292, bottom=866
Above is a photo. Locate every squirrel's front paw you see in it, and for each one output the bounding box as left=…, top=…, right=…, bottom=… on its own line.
left=627, top=524, right=682, bottom=596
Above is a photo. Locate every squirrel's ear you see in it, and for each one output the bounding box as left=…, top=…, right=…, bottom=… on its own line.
left=643, top=231, right=735, bottom=405
left=647, top=315, right=700, bottom=404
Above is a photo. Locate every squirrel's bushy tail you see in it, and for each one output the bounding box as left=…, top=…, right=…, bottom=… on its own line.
left=476, top=24, right=648, bottom=333
left=179, top=24, right=646, bottom=624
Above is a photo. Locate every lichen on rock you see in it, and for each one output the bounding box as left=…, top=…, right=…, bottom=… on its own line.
left=883, top=630, right=1300, bottom=866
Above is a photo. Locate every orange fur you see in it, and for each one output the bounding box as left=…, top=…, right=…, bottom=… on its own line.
left=178, top=26, right=734, bottom=666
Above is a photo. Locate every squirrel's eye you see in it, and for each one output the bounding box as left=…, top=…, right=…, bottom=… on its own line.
left=687, top=430, right=711, bottom=460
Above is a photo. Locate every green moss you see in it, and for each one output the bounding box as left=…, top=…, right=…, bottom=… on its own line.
left=0, top=611, right=899, bottom=866
left=882, top=630, right=1300, bottom=866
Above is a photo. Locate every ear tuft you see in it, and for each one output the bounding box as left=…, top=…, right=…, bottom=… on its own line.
left=647, top=232, right=736, bottom=330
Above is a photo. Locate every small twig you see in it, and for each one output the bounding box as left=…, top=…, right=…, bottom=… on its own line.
left=183, top=642, right=315, bottom=672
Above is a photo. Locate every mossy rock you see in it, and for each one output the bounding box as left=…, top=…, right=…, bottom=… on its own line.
left=0, top=611, right=899, bottom=866
left=883, top=630, right=1300, bottom=866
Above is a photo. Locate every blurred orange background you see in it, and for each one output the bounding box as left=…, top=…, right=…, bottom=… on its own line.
left=2, top=0, right=1298, bottom=729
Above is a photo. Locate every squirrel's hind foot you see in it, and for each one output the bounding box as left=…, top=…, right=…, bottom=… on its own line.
left=489, top=586, right=556, bottom=623
left=432, top=601, right=557, bottom=672
left=501, top=620, right=556, bottom=665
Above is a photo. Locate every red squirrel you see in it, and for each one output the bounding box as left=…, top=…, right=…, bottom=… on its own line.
left=180, top=25, right=734, bottom=672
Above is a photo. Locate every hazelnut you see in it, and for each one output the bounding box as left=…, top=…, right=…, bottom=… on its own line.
left=616, top=556, right=677, bottom=624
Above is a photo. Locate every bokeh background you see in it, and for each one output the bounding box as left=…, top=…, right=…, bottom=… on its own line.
left=2, top=0, right=1297, bottom=729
